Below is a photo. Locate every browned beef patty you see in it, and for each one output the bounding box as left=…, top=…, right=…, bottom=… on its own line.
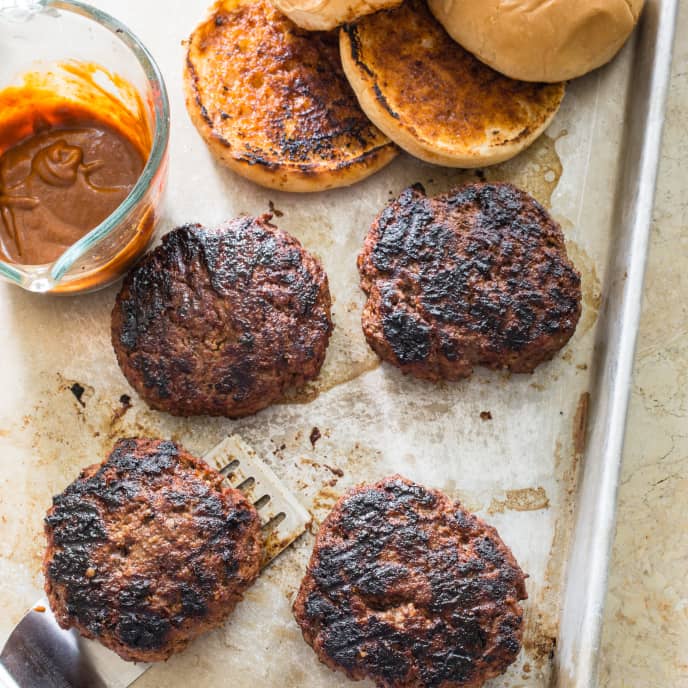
left=293, top=476, right=528, bottom=688
left=111, top=215, right=332, bottom=417
left=357, top=183, right=582, bottom=380
left=43, top=438, right=261, bottom=662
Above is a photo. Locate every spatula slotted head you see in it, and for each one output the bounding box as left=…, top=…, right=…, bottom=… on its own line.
left=204, top=435, right=311, bottom=568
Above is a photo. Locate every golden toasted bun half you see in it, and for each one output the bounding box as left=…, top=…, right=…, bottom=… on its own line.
left=428, top=0, right=644, bottom=83
left=184, top=0, right=397, bottom=192
left=340, top=0, right=565, bottom=168
left=270, top=0, right=401, bottom=31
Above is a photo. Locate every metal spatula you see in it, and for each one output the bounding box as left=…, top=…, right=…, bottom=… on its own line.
left=0, top=436, right=310, bottom=688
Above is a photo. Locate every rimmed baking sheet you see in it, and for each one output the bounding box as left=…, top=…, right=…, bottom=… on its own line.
left=0, top=1, right=677, bottom=686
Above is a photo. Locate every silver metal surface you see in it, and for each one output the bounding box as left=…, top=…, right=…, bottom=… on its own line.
left=555, top=1, right=680, bottom=685
left=0, top=600, right=145, bottom=688
left=0, top=438, right=310, bottom=688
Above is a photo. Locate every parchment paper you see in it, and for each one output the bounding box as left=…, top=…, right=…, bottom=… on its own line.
left=0, top=2, right=635, bottom=685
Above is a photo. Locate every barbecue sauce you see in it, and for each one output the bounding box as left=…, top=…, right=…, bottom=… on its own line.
left=0, top=62, right=153, bottom=272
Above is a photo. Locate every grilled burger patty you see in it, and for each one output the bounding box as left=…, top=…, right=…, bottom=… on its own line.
left=111, top=215, right=333, bottom=417
left=184, top=0, right=397, bottom=191
left=357, top=183, right=582, bottom=380
left=293, top=476, right=528, bottom=688
left=43, top=438, right=262, bottom=662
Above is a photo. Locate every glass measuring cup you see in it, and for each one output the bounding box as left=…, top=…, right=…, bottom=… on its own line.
left=0, top=0, right=169, bottom=293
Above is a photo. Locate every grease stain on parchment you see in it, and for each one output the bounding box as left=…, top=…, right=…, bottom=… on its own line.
left=523, top=505, right=570, bottom=672
left=421, top=133, right=565, bottom=209
left=280, top=343, right=380, bottom=405
left=572, top=392, right=591, bottom=456
left=566, top=240, right=602, bottom=338
left=523, top=392, right=593, bottom=673
left=488, top=487, right=551, bottom=515
left=20, top=373, right=237, bottom=492
left=522, top=610, right=558, bottom=670
left=311, top=485, right=342, bottom=521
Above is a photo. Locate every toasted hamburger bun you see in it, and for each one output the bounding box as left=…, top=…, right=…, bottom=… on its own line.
left=184, top=0, right=397, bottom=192
left=428, top=0, right=644, bottom=83
left=270, top=0, right=402, bottom=31
left=340, top=0, right=565, bottom=168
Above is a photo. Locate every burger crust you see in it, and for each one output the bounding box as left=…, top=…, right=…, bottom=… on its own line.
left=43, top=438, right=262, bottom=663
left=340, top=0, right=565, bottom=168
left=428, top=0, right=644, bottom=83
left=111, top=215, right=333, bottom=418
left=184, top=0, right=397, bottom=192
left=293, top=475, right=528, bottom=688
left=357, top=183, right=582, bottom=380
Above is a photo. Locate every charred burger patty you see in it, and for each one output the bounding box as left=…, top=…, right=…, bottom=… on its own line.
left=111, top=215, right=333, bottom=417
left=357, top=182, right=582, bottom=380
left=294, top=475, right=528, bottom=688
left=43, top=438, right=261, bottom=662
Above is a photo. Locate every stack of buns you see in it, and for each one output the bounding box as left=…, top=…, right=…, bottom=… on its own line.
left=184, top=0, right=644, bottom=191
